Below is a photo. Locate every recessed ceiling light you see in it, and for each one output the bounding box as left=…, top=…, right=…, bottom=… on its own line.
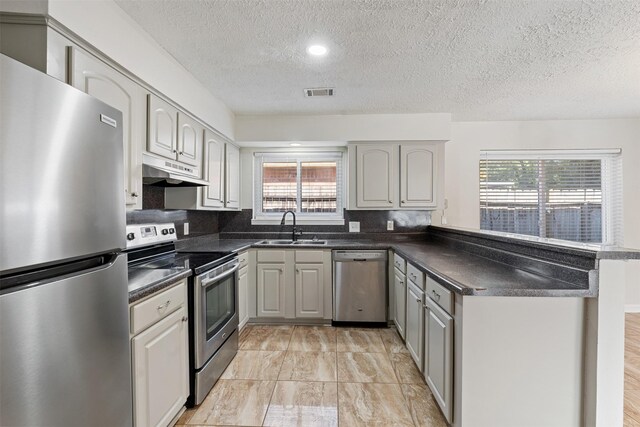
left=307, top=45, right=328, bottom=56
left=290, top=143, right=301, bottom=147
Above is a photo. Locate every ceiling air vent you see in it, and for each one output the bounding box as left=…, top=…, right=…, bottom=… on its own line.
left=304, top=87, right=334, bottom=97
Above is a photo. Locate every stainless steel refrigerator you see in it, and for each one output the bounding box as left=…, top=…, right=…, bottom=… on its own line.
left=0, top=54, right=132, bottom=426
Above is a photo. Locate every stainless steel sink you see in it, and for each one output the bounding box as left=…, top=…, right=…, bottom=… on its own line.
left=257, top=239, right=327, bottom=246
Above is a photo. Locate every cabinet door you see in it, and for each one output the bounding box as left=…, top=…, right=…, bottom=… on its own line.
left=400, top=145, right=436, bottom=208
left=147, top=94, right=178, bottom=160
left=257, top=263, right=285, bottom=317
left=132, top=307, right=188, bottom=427
left=393, top=270, right=406, bottom=339
left=238, top=265, right=249, bottom=327
left=356, top=144, right=395, bottom=208
left=295, top=263, right=324, bottom=318
left=406, top=281, right=424, bottom=369
left=425, top=299, right=453, bottom=423
left=202, top=129, right=225, bottom=208
left=70, top=47, right=144, bottom=208
left=225, top=143, right=240, bottom=209
left=177, top=112, right=203, bottom=167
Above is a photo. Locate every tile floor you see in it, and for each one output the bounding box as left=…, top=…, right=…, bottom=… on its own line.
left=176, top=325, right=447, bottom=427
left=177, top=315, right=640, bottom=427
left=626, top=313, right=640, bottom=426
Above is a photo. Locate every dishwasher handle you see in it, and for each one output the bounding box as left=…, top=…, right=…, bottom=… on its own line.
left=333, top=250, right=388, bottom=262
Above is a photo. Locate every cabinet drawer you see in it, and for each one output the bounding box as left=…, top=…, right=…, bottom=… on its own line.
left=393, top=253, right=406, bottom=273
left=257, top=250, right=286, bottom=263
left=407, top=263, right=425, bottom=290
left=131, top=281, right=186, bottom=335
left=426, top=276, right=453, bottom=315
left=295, top=250, right=324, bottom=263
left=238, top=250, right=249, bottom=269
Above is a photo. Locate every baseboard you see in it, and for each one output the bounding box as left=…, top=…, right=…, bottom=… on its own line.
left=625, top=304, right=640, bottom=313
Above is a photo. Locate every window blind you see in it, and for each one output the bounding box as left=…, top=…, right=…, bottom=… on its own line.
left=479, top=150, right=622, bottom=245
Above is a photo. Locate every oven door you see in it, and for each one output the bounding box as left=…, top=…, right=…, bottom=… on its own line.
left=194, top=260, right=239, bottom=367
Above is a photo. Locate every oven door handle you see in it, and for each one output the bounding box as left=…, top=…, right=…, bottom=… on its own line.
left=200, top=262, right=240, bottom=288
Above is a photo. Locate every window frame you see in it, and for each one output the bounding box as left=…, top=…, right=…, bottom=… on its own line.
left=252, top=151, right=346, bottom=225
left=479, top=149, right=623, bottom=246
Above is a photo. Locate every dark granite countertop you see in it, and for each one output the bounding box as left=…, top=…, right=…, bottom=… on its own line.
left=173, top=233, right=606, bottom=297
left=128, top=268, right=192, bottom=304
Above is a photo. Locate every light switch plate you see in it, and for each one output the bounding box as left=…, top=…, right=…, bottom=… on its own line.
left=387, top=220, right=394, bottom=231
left=183, top=222, right=189, bottom=235
left=349, top=221, right=360, bottom=232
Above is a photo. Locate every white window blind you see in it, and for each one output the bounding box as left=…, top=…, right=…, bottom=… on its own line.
left=479, top=149, right=623, bottom=245
left=254, top=152, right=345, bottom=224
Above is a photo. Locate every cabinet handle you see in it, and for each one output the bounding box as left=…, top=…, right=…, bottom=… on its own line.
left=402, top=200, right=406, bottom=203
left=400, top=281, right=404, bottom=285
left=131, top=192, right=139, bottom=198
left=416, top=298, right=422, bottom=303
left=431, top=290, right=441, bottom=301
left=181, top=316, right=188, bottom=322
left=172, top=149, right=177, bottom=153
left=296, top=268, right=300, bottom=273
left=179, top=151, right=183, bottom=155
left=157, top=300, right=171, bottom=311
left=388, top=200, right=392, bottom=203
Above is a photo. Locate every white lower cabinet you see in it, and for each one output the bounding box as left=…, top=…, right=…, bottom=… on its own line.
left=295, top=263, right=324, bottom=318
left=131, top=282, right=188, bottom=427
left=424, top=297, right=454, bottom=424
left=393, top=268, right=406, bottom=339
left=405, top=280, right=424, bottom=369
left=238, top=264, right=249, bottom=327
left=257, top=263, right=286, bottom=317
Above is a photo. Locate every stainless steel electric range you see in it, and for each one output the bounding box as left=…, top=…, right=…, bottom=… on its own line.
left=125, top=223, right=239, bottom=407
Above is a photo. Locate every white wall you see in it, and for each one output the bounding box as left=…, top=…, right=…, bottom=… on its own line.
left=44, top=0, right=235, bottom=139
left=235, top=113, right=451, bottom=142
left=439, top=118, right=640, bottom=306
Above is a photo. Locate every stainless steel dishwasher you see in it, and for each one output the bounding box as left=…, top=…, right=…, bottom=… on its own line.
left=333, top=250, right=388, bottom=325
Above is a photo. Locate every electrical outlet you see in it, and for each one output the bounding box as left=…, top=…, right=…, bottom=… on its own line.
left=441, top=216, right=448, bottom=225
left=183, top=222, right=189, bottom=235
left=387, top=220, right=394, bottom=231
left=349, top=221, right=360, bottom=232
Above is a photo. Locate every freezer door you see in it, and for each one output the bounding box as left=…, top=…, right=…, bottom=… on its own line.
left=0, top=254, right=132, bottom=427
left=0, top=54, right=125, bottom=273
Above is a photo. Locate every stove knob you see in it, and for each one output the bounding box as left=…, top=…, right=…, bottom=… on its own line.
left=126, top=233, right=135, bottom=241
left=161, top=229, right=169, bottom=235
left=169, top=228, right=175, bottom=234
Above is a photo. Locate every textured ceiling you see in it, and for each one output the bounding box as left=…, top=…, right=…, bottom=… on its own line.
left=115, top=0, right=640, bottom=120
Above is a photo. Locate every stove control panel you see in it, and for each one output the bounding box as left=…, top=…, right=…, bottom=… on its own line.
left=125, top=223, right=177, bottom=249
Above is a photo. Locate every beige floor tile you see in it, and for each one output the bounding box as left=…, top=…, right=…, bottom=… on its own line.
left=628, top=339, right=640, bottom=362
left=626, top=358, right=640, bottom=390
left=289, top=326, right=337, bottom=351
left=175, top=407, right=197, bottom=425
left=279, top=351, right=337, bottom=382
left=626, top=390, right=640, bottom=421
left=379, top=328, right=410, bottom=354
left=188, top=379, right=275, bottom=426
left=240, top=325, right=293, bottom=351
left=263, top=381, right=338, bottom=427
left=401, top=383, right=447, bottom=427
left=390, top=352, right=425, bottom=384
left=337, top=352, right=398, bottom=383
left=338, top=382, right=414, bottom=426
left=337, top=329, right=386, bottom=353
left=626, top=412, right=640, bottom=427
left=220, top=350, right=285, bottom=380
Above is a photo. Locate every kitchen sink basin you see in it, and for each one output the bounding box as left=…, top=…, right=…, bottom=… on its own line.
left=257, top=239, right=327, bottom=245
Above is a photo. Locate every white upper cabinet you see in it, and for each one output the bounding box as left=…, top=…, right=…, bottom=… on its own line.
left=225, top=143, right=240, bottom=209
left=147, top=94, right=179, bottom=160
left=400, top=145, right=437, bottom=208
left=69, top=47, right=144, bottom=209
left=202, top=129, right=225, bottom=208
left=349, top=142, right=443, bottom=210
left=177, top=112, right=203, bottom=167
left=356, top=144, right=396, bottom=208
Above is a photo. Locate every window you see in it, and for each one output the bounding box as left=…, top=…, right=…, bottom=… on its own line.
left=253, top=152, right=344, bottom=224
left=479, top=149, right=622, bottom=245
